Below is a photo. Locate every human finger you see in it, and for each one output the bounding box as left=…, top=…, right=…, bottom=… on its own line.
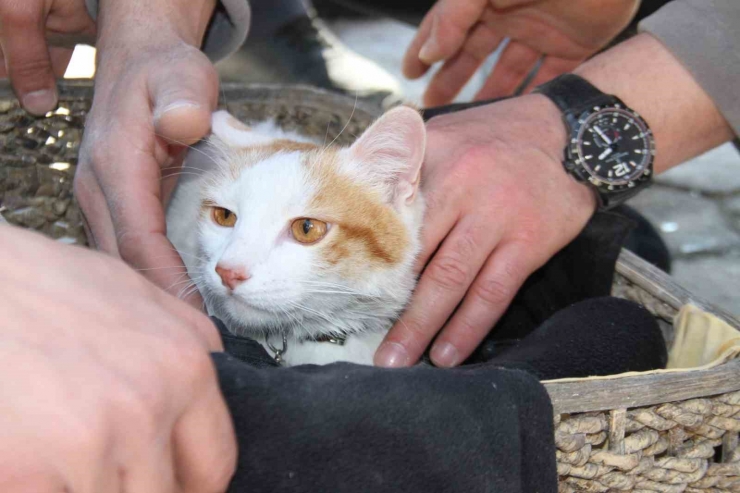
left=97, top=54, right=216, bottom=304
left=414, top=0, right=488, bottom=66
left=49, top=46, right=75, bottom=77
left=402, top=4, right=436, bottom=80
left=521, top=55, right=583, bottom=93
left=375, top=218, right=501, bottom=367
left=0, top=2, right=58, bottom=115
left=118, top=428, right=177, bottom=493
left=149, top=50, right=218, bottom=146
left=430, top=241, right=539, bottom=367
left=410, top=172, right=460, bottom=275
left=92, top=110, right=200, bottom=305
left=0, top=46, right=74, bottom=78
left=173, top=380, right=236, bottom=493
left=474, top=40, right=541, bottom=99
left=423, top=22, right=503, bottom=106
left=151, top=285, right=224, bottom=351
left=73, top=164, right=119, bottom=254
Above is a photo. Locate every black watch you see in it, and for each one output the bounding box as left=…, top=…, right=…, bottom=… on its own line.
left=534, top=74, right=654, bottom=210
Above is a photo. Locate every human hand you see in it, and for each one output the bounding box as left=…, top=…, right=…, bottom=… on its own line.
left=0, top=224, right=235, bottom=492
left=74, top=0, right=218, bottom=306
left=403, top=0, right=639, bottom=106
left=375, top=95, right=596, bottom=367
left=0, top=0, right=96, bottom=114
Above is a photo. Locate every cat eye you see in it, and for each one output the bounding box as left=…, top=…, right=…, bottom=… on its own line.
left=212, top=207, right=237, bottom=227
left=291, top=218, right=328, bottom=244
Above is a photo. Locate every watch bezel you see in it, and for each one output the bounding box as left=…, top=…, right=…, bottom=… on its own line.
left=564, top=102, right=655, bottom=193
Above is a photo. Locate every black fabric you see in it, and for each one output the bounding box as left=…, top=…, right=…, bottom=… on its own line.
left=213, top=317, right=280, bottom=369
left=213, top=353, right=556, bottom=493
left=470, top=210, right=634, bottom=357
left=211, top=295, right=665, bottom=493
left=485, top=297, right=667, bottom=380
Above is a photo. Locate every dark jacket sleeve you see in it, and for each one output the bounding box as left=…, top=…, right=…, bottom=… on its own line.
left=84, top=0, right=250, bottom=62
left=639, top=0, right=740, bottom=136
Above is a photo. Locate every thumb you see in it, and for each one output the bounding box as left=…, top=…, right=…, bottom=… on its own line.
left=0, top=2, right=58, bottom=115
left=149, top=49, right=219, bottom=146
left=418, top=0, right=488, bottom=65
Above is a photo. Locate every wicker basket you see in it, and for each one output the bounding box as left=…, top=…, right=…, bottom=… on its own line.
left=2, top=81, right=740, bottom=493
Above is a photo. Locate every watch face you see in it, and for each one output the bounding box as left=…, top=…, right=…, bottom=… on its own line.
left=571, top=105, right=654, bottom=189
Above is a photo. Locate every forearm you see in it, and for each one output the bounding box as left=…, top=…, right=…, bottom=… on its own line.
left=87, top=0, right=249, bottom=62
left=96, top=0, right=217, bottom=49
left=572, top=33, right=734, bottom=174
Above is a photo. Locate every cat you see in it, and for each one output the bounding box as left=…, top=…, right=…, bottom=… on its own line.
left=166, top=107, right=426, bottom=366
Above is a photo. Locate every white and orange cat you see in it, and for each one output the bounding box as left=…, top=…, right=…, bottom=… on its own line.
left=166, top=107, right=426, bottom=366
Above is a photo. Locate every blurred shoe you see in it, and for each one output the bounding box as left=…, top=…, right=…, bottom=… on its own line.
left=217, top=15, right=404, bottom=108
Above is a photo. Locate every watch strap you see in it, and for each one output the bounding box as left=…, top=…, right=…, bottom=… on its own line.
left=534, top=74, right=609, bottom=116
left=597, top=184, right=650, bottom=210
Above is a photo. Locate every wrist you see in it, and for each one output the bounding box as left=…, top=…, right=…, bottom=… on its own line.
left=487, top=94, right=599, bottom=213
left=96, top=0, right=217, bottom=50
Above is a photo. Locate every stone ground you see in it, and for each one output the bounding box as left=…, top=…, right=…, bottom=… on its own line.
left=325, top=18, right=740, bottom=318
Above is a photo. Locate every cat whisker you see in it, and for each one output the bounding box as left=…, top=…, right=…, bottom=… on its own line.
left=297, top=281, right=384, bottom=300
left=176, top=277, right=207, bottom=300
left=179, top=285, right=202, bottom=302
left=159, top=165, right=205, bottom=173
left=133, top=265, right=190, bottom=272
left=159, top=171, right=207, bottom=182
left=324, top=93, right=357, bottom=151
left=158, top=246, right=208, bottom=262
left=308, top=289, right=381, bottom=301
left=220, top=83, right=229, bottom=107
left=167, top=277, right=201, bottom=293
left=285, top=300, right=335, bottom=326
left=175, top=282, right=195, bottom=300
left=153, top=132, right=233, bottom=176
left=323, top=121, right=331, bottom=149
left=152, top=133, right=211, bottom=157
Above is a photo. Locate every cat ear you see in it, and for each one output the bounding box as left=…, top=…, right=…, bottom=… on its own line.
left=348, top=106, right=426, bottom=205
left=210, top=110, right=273, bottom=147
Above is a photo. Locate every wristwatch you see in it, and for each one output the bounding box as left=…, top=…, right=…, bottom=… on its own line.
left=534, top=74, right=655, bottom=210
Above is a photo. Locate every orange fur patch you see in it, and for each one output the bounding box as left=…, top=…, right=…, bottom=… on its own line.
left=228, top=140, right=319, bottom=178
left=305, top=151, right=409, bottom=274
left=226, top=117, right=252, bottom=131
left=200, top=198, right=217, bottom=218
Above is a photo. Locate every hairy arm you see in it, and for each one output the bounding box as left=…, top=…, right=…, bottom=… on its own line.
left=574, top=34, right=733, bottom=174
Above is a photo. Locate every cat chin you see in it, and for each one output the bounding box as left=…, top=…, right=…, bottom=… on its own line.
left=212, top=298, right=295, bottom=333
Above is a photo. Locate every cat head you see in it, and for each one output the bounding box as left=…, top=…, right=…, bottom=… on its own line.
left=189, top=108, right=426, bottom=339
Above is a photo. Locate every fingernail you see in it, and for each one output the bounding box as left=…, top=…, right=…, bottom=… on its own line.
left=419, top=38, right=441, bottom=64
left=431, top=342, right=460, bottom=367
left=154, top=100, right=201, bottom=121
left=22, top=89, right=57, bottom=116
left=374, top=342, right=410, bottom=368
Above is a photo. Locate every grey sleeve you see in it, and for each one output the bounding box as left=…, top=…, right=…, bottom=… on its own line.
left=639, top=0, right=740, bottom=136
left=84, top=0, right=250, bottom=62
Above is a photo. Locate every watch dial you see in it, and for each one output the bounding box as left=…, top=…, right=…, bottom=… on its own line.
left=575, top=107, right=653, bottom=186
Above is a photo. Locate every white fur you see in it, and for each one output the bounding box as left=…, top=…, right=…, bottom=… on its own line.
left=167, top=109, right=426, bottom=366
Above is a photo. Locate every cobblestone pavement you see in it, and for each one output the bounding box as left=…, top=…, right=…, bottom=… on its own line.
left=324, top=18, right=740, bottom=318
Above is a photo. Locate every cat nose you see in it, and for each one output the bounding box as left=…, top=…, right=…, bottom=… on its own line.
left=215, top=264, right=250, bottom=290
